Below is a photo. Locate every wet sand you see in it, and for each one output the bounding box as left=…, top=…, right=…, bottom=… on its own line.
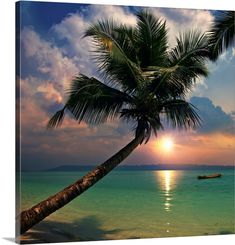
left=18, top=216, right=124, bottom=244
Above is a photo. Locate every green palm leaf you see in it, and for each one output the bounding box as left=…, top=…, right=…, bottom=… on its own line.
left=148, top=31, right=209, bottom=98
left=208, top=11, right=235, bottom=61
left=162, top=99, right=201, bottom=129
left=84, top=20, right=143, bottom=93
left=136, top=11, right=168, bottom=67
left=169, top=30, right=209, bottom=81
left=47, top=108, right=66, bottom=128
left=48, top=75, right=132, bottom=127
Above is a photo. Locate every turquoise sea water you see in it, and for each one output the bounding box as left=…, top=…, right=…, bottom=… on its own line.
left=19, top=169, right=235, bottom=242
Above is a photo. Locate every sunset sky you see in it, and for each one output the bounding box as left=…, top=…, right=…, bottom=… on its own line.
left=17, top=1, right=235, bottom=171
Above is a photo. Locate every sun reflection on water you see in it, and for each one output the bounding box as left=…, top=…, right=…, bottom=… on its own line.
left=156, top=170, right=178, bottom=212
left=163, top=171, right=172, bottom=211
left=155, top=170, right=181, bottom=234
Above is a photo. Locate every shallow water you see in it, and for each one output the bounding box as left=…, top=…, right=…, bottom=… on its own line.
left=19, top=169, right=235, bottom=242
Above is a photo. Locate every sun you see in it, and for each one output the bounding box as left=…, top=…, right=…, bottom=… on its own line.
left=161, top=137, right=174, bottom=152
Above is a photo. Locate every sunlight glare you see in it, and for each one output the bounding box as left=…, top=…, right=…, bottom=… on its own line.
left=162, top=137, right=174, bottom=152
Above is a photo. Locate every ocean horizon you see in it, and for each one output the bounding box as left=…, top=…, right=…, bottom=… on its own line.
left=21, top=163, right=235, bottom=172
left=19, top=167, right=235, bottom=243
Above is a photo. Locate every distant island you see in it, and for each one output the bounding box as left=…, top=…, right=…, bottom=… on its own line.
left=44, top=164, right=234, bottom=172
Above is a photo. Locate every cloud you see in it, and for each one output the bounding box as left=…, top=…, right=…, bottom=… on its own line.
left=21, top=27, right=79, bottom=92
left=19, top=77, right=50, bottom=129
left=217, top=48, right=235, bottom=63
left=190, top=50, right=235, bottom=113
left=90, top=5, right=137, bottom=25
left=37, top=83, right=63, bottom=104
left=190, top=96, right=235, bottom=134
left=219, top=50, right=228, bottom=61
left=52, top=13, right=92, bottom=75
left=232, top=48, right=235, bottom=57
left=150, top=8, right=214, bottom=46
left=18, top=75, right=133, bottom=170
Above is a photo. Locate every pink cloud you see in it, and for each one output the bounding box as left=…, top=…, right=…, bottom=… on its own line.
left=37, top=83, right=63, bottom=104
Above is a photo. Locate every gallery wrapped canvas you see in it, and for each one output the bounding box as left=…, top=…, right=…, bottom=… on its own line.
left=15, top=0, right=235, bottom=243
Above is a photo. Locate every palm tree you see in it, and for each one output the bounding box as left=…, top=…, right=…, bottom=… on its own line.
left=208, top=11, right=235, bottom=61
left=17, top=11, right=211, bottom=235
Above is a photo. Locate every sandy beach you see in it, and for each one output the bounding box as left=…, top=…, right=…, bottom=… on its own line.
left=19, top=219, right=91, bottom=243
left=18, top=215, right=132, bottom=243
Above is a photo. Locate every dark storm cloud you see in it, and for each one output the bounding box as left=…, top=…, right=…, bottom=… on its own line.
left=190, top=96, right=235, bottom=134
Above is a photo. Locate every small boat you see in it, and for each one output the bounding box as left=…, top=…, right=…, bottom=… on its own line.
left=197, top=173, right=222, bottom=179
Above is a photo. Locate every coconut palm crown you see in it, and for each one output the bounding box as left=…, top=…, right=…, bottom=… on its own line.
left=48, top=11, right=210, bottom=142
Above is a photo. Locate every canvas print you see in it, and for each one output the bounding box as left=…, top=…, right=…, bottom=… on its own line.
left=16, top=0, right=235, bottom=243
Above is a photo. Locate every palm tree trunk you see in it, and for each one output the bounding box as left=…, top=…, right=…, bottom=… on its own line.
left=17, top=131, right=145, bottom=235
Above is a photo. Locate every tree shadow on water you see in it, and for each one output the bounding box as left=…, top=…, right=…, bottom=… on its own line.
left=19, top=215, right=122, bottom=244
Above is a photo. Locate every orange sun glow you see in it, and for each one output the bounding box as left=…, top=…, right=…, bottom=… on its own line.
left=161, top=137, right=174, bottom=152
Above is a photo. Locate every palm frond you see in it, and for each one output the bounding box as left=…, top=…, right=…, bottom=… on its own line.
left=136, top=10, right=168, bottom=67
left=47, top=108, right=66, bottom=129
left=208, top=11, right=235, bottom=61
left=148, top=31, right=209, bottom=98
left=162, top=99, right=201, bottom=129
left=169, top=30, right=210, bottom=71
left=48, top=75, right=133, bottom=128
left=114, top=25, right=139, bottom=64
left=84, top=20, right=143, bottom=93
left=65, top=75, right=133, bottom=124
